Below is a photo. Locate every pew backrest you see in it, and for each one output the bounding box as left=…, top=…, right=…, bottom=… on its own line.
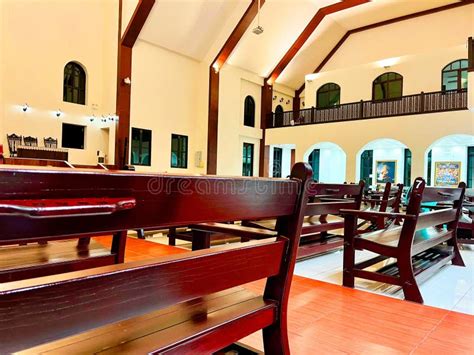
left=0, top=163, right=313, bottom=353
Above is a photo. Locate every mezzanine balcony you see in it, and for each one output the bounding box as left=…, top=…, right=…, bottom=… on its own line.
left=267, top=89, right=468, bottom=129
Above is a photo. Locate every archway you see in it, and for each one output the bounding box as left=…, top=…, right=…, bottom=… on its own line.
left=303, top=142, right=346, bottom=182
left=424, top=134, right=474, bottom=187
left=356, top=138, right=412, bottom=188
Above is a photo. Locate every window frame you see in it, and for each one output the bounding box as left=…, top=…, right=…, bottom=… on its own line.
left=243, top=96, right=256, bottom=127
left=272, top=147, right=283, bottom=178
left=441, top=59, right=468, bottom=92
left=131, top=127, right=152, bottom=167
left=242, top=142, right=254, bottom=176
left=372, top=72, right=403, bottom=101
left=170, top=134, right=188, bottom=169
left=63, top=61, right=86, bottom=105
left=316, top=83, right=341, bottom=109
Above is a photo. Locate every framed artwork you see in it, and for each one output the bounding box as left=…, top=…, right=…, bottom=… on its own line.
left=376, top=160, right=397, bottom=184
left=434, top=161, right=461, bottom=187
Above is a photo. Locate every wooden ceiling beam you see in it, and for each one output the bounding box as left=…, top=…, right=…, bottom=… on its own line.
left=207, top=0, right=265, bottom=174
left=297, top=0, right=473, bottom=95
left=266, top=0, right=370, bottom=85
left=115, top=0, right=155, bottom=168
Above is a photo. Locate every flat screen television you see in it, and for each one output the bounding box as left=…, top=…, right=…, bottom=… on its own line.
left=62, top=123, right=85, bottom=149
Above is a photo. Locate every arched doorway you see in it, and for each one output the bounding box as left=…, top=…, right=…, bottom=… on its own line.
left=356, top=138, right=412, bottom=188
left=303, top=142, right=346, bottom=182
left=424, top=134, right=474, bottom=187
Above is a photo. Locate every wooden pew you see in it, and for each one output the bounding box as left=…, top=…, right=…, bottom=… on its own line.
left=358, top=182, right=404, bottom=232
left=0, top=162, right=312, bottom=354
left=239, top=181, right=364, bottom=259
left=342, top=177, right=465, bottom=303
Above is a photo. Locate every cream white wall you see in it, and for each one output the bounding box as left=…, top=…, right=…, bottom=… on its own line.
left=130, top=39, right=208, bottom=173
left=217, top=64, right=263, bottom=176
left=266, top=110, right=474, bottom=184
left=304, top=6, right=473, bottom=107
left=303, top=142, right=346, bottom=183
left=272, top=84, right=294, bottom=112
left=0, top=0, right=118, bottom=164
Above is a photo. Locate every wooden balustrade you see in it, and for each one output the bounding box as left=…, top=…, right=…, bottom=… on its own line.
left=267, top=89, right=468, bottom=128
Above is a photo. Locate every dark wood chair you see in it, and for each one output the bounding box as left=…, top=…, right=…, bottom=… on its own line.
left=23, top=136, right=38, bottom=147
left=6, top=133, right=22, bottom=157
left=243, top=181, right=365, bottom=259
left=43, top=136, right=58, bottom=148
left=358, top=182, right=404, bottom=231
left=0, top=162, right=312, bottom=354
left=342, top=177, right=466, bottom=303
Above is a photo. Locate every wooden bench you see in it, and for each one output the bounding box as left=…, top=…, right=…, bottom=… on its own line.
left=358, top=182, right=404, bottom=232
left=342, top=177, right=466, bottom=303
left=242, top=181, right=364, bottom=259
left=0, top=162, right=312, bottom=354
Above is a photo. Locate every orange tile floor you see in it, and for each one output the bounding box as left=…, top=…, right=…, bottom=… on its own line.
left=97, top=237, right=474, bottom=354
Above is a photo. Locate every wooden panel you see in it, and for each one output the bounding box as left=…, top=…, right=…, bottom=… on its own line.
left=0, top=240, right=284, bottom=353
left=17, top=289, right=272, bottom=354
left=0, top=167, right=299, bottom=242
left=305, top=201, right=356, bottom=216
left=422, top=186, right=465, bottom=203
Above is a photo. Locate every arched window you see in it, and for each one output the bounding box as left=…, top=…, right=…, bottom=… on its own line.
left=63, top=62, right=86, bottom=105
left=372, top=72, right=403, bottom=101
left=442, top=59, right=468, bottom=91
left=244, top=96, right=255, bottom=127
left=316, top=83, right=340, bottom=109
left=275, top=105, right=284, bottom=126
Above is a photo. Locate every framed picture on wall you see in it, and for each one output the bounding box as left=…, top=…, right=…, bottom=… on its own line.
left=434, top=161, right=461, bottom=187
left=376, top=160, right=397, bottom=184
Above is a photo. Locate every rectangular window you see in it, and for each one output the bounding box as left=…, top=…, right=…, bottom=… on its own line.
left=242, top=143, right=254, bottom=176
left=131, top=127, right=151, bottom=166
left=171, top=134, right=188, bottom=168
left=468, top=147, right=474, bottom=188
left=273, top=147, right=283, bottom=178
left=62, top=123, right=85, bottom=149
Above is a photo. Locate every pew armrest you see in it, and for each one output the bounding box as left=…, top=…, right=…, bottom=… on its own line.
left=340, top=209, right=416, bottom=220
left=190, top=222, right=278, bottom=240
left=0, top=197, right=136, bottom=218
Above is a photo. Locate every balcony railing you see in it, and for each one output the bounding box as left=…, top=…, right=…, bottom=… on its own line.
left=267, top=89, right=468, bottom=129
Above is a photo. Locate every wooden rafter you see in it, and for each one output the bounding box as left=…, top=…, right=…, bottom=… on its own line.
left=297, top=0, right=473, bottom=95
left=115, top=0, right=155, bottom=168
left=207, top=0, right=265, bottom=174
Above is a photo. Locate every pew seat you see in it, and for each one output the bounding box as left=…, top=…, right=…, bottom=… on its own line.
left=15, top=287, right=272, bottom=354
left=0, top=239, right=114, bottom=283
left=358, top=224, right=453, bottom=255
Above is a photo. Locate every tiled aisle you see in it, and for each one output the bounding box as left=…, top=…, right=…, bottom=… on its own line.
left=295, top=247, right=474, bottom=315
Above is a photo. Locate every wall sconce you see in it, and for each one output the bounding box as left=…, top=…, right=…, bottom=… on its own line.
left=123, top=77, right=131, bottom=85
left=279, top=98, right=284, bottom=103
left=22, top=103, right=29, bottom=112
left=55, top=109, right=62, bottom=118
left=272, top=96, right=277, bottom=101
left=302, top=101, right=305, bottom=106
left=286, top=100, right=291, bottom=105
left=306, top=73, right=319, bottom=82
left=377, top=57, right=399, bottom=69
left=90, top=115, right=96, bottom=122
left=101, top=116, right=107, bottom=123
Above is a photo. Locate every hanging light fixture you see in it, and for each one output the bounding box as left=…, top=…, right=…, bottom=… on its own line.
left=252, top=0, right=264, bottom=35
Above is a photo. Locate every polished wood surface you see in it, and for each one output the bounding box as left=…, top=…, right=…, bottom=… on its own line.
left=105, top=238, right=474, bottom=354
left=342, top=178, right=466, bottom=303
left=1, top=163, right=313, bottom=354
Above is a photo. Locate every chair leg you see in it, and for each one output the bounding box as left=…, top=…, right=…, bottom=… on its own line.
left=342, top=240, right=355, bottom=288
left=398, top=257, right=423, bottom=303
left=168, top=227, right=176, bottom=246
left=263, top=321, right=289, bottom=355
left=448, top=235, right=465, bottom=266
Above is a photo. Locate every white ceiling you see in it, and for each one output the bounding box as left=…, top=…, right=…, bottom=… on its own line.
left=139, top=0, right=249, bottom=61
left=138, top=0, right=463, bottom=89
